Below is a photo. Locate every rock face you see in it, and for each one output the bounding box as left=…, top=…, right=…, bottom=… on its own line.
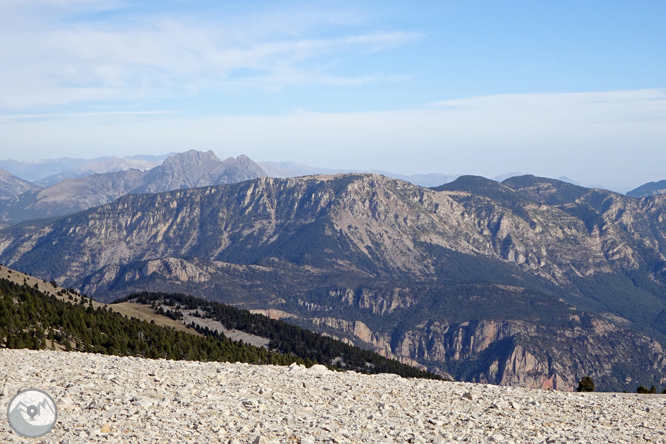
left=0, top=151, right=266, bottom=224
left=133, top=151, right=266, bottom=194
left=132, top=149, right=221, bottom=193
left=304, top=311, right=666, bottom=391
left=3, top=173, right=666, bottom=287
left=3, top=173, right=666, bottom=389
left=1, top=349, right=666, bottom=443
left=201, top=154, right=268, bottom=187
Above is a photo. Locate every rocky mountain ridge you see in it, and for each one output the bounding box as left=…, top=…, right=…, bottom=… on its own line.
left=2, top=173, right=661, bottom=287
left=2, top=173, right=666, bottom=389
left=0, top=150, right=266, bottom=225
left=258, top=160, right=458, bottom=188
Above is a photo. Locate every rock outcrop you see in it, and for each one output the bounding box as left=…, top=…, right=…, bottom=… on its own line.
left=299, top=313, right=666, bottom=391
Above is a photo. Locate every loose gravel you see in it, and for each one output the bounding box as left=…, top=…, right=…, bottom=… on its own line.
left=1, top=349, right=665, bottom=443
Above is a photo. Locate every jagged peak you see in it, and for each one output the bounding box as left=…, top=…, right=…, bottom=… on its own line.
left=161, top=149, right=220, bottom=166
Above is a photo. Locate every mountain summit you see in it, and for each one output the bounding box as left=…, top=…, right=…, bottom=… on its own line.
left=626, top=179, right=666, bottom=198
left=134, top=151, right=265, bottom=194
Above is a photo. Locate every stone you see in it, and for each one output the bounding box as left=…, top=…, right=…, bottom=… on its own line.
left=0, top=349, right=662, bottom=443
left=309, top=364, right=328, bottom=374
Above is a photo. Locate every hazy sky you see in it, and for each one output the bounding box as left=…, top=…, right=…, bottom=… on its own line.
left=1, top=0, right=665, bottom=192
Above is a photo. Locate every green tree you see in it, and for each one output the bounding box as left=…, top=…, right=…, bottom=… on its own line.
left=577, top=376, right=595, bottom=392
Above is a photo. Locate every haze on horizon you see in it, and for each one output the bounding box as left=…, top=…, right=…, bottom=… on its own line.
left=0, top=0, right=664, bottom=193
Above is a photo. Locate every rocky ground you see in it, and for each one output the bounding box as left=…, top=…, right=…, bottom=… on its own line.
left=0, top=349, right=665, bottom=443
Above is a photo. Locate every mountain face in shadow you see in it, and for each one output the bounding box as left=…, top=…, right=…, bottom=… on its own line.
left=627, top=179, right=666, bottom=198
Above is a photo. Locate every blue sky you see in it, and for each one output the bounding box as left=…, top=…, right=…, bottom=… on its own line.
left=1, top=0, right=665, bottom=191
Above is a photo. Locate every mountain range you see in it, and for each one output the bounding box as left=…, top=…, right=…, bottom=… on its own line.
left=0, top=151, right=266, bottom=226
left=37, top=156, right=160, bottom=187
left=3, top=171, right=666, bottom=390
left=0, top=151, right=459, bottom=226
left=2, top=150, right=664, bottom=223
left=0, top=154, right=172, bottom=183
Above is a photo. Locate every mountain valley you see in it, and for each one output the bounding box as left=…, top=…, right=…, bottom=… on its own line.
left=0, top=264, right=433, bottom=379
left=2, top=170, right=666, bottom=390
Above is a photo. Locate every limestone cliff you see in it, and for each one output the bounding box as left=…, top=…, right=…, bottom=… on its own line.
left=298, top=314, right=666, bottom=391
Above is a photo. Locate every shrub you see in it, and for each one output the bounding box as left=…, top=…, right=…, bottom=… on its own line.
left=577, top=376, right=595, bottom=392
left=637, top=385, right=650, bottom=394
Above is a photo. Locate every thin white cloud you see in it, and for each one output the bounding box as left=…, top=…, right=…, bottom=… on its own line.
left=3, top=89, right=665, bottom=192
left=0, top=3, right=420, bottom=109
left=0, top=110, right=173, bottom=122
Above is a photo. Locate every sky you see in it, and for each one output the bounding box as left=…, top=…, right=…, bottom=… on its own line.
left=0, top=0, right=665, bottom=192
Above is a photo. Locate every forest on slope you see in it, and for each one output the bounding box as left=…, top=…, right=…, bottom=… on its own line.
left=0, top=277, right=439, bottom=379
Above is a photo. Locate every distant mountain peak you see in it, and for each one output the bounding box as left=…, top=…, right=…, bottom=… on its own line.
left=164, top=149, right=219, bottom=164
left=0, top=167, right=41, bottom=201
left=626, top=179, right=666, bottom=199
left=0, top=150, right=266, bottom=225
left=134, top=150, right=263, bottom=194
